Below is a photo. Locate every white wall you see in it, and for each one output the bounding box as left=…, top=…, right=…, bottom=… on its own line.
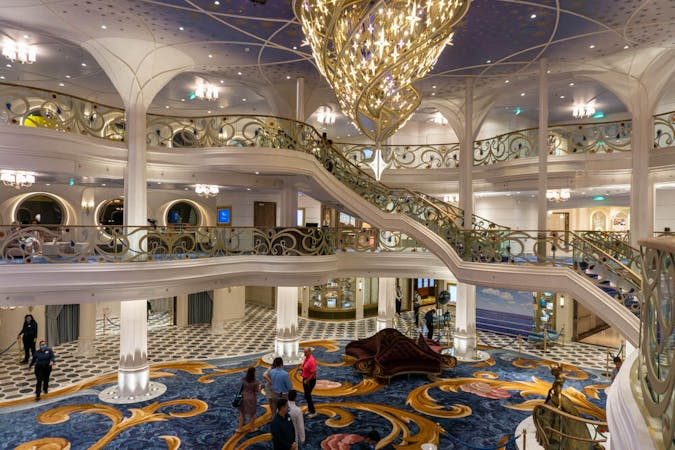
left=655, top=187, right=675, bottom=233
left=0, top=305, right=46, bottom=351
left=216, top=191, right=282, bottom=227
left=474, top=195, right=538, bottom=230
left=298, top=193, right=321, bottom=225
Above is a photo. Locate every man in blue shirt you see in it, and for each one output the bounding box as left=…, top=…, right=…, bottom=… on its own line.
left=269, top=357, right=292, bottom=415
left=271, top=398, right=297, bottom=450
left=28, top=340, right=55, bottom=401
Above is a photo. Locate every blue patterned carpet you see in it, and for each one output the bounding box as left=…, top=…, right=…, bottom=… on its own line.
left=0, top=341, right=609, bottom=449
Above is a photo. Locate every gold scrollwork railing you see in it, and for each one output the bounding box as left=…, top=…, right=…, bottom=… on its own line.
left=575, top=231, right=641, bottom=275
left=654, top=110, right=675, bottom=150
left=474, top=127, right=538, bottom=165
left=0, top=83, right=126, bottom=140
left=638, top=236, right=674, bottom=448
left=333, top=142, right=460, bottom=169
left=548, top=119, right=633, bottom=155
left=533, top=403, right=609, bottom=449
left=0, top=225, right=426, bottom=264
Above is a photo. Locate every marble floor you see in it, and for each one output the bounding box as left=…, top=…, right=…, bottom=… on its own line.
left=0, top=305, right=614, bottom=401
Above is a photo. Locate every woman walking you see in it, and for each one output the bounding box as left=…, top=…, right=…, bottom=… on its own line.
left=237, top=367, right=261, bottom=433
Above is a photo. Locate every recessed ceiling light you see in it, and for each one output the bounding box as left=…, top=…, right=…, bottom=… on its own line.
left=255, top=171, right=260, bottom=175
left=546, top=69, right=551, bottom=74
left=207, top=110, right=212, bottom=114
left=165, top=105, right=170, bottom=109
left=45, top=183, right=51, bottom=186
left=559, top=95, right=565, bottom=99
left=623, top=45, right=629, bottom=49
left=237, top=71, right=242, bottom=75
left=208, top=54, right=213, bottom=58
left=286, top=75, right=291, bottom=79
left=242, top=98, right=246, bottom=102
left=246, top=188, right=251, bottom=191
left=486, top=59, right=491, bottom=63
left=59, top=82, right=65, bottom=86
left=81, top=62, right=87, bottom=67
left=101, top=183, right=106, bottom=186
left=101, top=25, right=107, bottom=29
left=589, top=44, right=595, bottom=49
left=179, top=26, right=184, bottom=31
left=6, top=63, right=11, bottom=68
left=0, top=76, right=4, bottom=79
left=214, top=0, right=220, bottom=4
left=569, top=82, right=574, bottom=86
left=181, top=98, right=185, bottom=102
left=23, top=35, right=29, bottom=39
left=505, top=79, right=509, bottom=83
left=219, top=105, right=224, bottom=109
left=65, top=75, right=71, bottom=78
left=431, top=92, right=436, bottom=96
left=293, top=46, right=298, bottom=50
left=520, top=92, right=525, bottom=96
left=432, top=85, right=436, bottom=89
left=157, top=181, right=162, bottom=185
left=220, top=79, right=224, bottom=83
left=530, top=13, right=536, bottom=19
left=244, top=47, right=250, bottom=52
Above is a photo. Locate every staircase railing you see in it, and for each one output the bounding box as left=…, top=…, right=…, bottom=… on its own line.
left=532, top=403, right=609, bottom=449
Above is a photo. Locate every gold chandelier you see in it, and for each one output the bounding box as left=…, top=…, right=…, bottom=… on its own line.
left=294, top=0, right=470, bottom=144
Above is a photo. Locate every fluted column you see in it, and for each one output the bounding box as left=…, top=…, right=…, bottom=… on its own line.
left=537, top=59, right=549, bottom=260
left=459, top=78, right=474, bottom=227
left=77, top=302, right=97, bottom=356
left=117, top=299, right=149, bottom=398
left=124, top=102, right=148, bottom=254
left=454, top=283, right=476, bottom=359
left=275, top=286, right=300, bottom=362
left=279, top=183, right=298, bottom=227
left=376, top=277, right=396, bottom=331
left=296, top=77, right=305, bottom=122
left=629, top=98, right=655, bottom=246
left=211, top=287, right=245, bottom=335
left=355, top=278, right=365, bottom=320
left=300, top=286, right=310, bottom=318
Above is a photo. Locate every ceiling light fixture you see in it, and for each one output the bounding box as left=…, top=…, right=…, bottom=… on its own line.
left=530, top=13, right=537, bottom=19
left=546, top=189, right=570, bottom=202
left=295, top=0, right=470, bottom=147
left=2, top=38, right=37, bottom=64
left=316, top=105, right=336, bottom=124
left=572, top=101, right=596, bottom=119
left=195, top=184, right=219, bottom=198
left=195, top=81, right=219, bottom=101
left=1, top=170, right=36, bottom=189
left=431, top=111, right=448, bottom=125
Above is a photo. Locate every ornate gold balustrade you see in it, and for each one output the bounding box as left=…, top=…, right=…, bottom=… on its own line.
left=474, top=127, right=538, bottom=165
left=638, top=236, right=674, bottom=449
left=654, top=110, right=675, bottom=149
left=548, top=119, right=632, bottom=155
left=334, top=142, right=460, bottom=169
left=0, top=225, right=426, bottom=263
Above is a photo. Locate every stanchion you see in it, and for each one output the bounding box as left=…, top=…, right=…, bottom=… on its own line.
left=517, top=335, right=522, bottom=361
left=522, top=429, right=527, bottom=449
left=604, top=349, right=611, bottom=378
left=543, top=329, right=548, bottom=354
left=103, top=313, right=107, bottom=336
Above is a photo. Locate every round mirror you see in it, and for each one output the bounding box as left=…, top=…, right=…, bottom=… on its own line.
left=16, top=194, right=64, bottom=225
left=98, top=198, right=124, bottom=226
left=167, top=201, right=199, bottom=226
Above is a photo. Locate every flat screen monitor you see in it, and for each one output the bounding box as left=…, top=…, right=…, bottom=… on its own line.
left=217, top=207, right=231, bottom=226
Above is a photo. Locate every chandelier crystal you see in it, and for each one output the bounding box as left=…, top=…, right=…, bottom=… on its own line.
left=572, top=102, right=595, bottom=119
left=195, top=184, right=220, bottom=198
left=2, top=39, right=37, bottom=64
left=195, top=82, right=219, bottom=101
left=294, top=0, right=469, bottom=144
left=546, top=189, right=571, bottom=202
left=1, top=170, right=36, bottom=189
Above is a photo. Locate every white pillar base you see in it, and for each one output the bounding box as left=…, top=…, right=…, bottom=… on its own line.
left=376, top=317, right=391, bottom=331
left=99, top=379, right=166, bottom=404
left=453, top=330, right=477, bottom=360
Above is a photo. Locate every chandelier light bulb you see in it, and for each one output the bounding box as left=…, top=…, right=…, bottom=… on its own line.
left=1, top=169, right=36, bottom=189
left=2, top=39, right=37, bottom=64
left=546, top=189, right=571, bottom=202
left=195, top=184, right=220, bottom=198
left=572, top=101, right=596, bottom=119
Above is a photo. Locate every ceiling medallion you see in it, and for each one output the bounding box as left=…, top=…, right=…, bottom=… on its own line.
left=1, top=170, right=36, bottom=189
left=195, top=184, right=220, bottom=198
left=2, top=38, right=37, bottom=64
left=294, top=0, right=469, bottom=146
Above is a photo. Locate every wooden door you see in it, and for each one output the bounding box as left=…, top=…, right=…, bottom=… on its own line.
left=254, top=202, right=277, bottom=227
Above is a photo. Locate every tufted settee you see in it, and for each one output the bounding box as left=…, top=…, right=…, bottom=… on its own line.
left=344, top=328, right=457, bottom=380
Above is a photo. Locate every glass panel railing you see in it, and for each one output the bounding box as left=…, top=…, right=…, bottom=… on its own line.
left=333, top=142, right=460, bottom=169
left=638, top=237, right=674, bottom=449
left=548, top=119, right=632, bottom=155
left=654, top=110, right=675, bottom=150
left=474, top=128, right=538, bottom=166
left=0, top=225, right=425, bottom=263
left=0, top=83, right=126, bottom=140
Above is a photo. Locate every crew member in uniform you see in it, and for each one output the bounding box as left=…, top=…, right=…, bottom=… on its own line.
left=17, top=314, right=38, bottom=364
left=29, top=340, right=55, bottom=401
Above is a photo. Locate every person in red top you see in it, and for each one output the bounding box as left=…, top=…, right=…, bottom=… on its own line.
left=301, top=346, right=317, bottom=418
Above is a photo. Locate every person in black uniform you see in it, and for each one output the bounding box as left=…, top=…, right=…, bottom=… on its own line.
left=17, top=314, right=38, bottom=364
left=29, top=340, right=55, bottom=401
left=271, top=398, right=297, bottom=450
left=424, top=308, right=436, bottom=340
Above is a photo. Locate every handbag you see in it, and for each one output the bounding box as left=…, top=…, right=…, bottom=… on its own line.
left=231, top=383, right=243, bottom=408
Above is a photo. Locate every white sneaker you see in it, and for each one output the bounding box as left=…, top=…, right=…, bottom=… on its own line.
left=306, top=412, right=318, bottom=418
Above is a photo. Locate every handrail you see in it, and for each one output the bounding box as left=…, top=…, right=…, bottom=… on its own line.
left=533, top=403, right=609, bottom=448
left=571, top=232, right=641, bottom=283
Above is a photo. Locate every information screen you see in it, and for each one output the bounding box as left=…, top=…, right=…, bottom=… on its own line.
left=217, top=207, right=231, bottom=225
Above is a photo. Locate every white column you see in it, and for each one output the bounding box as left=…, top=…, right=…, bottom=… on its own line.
left=300, top=286, right=310, bottom=318
left=124, top=103, right=148, bottom=254
left=279, top=183, right=298, bottom=227
left=376, top=277, right=396, bottom=331
left=117, top=299, right=149, bottom=399
left=296, top=77, right=305, bottom=122
left=629, top=99, right=655, bottom=246
left=211, top=287, right=245, bottom=335
left=459, top=78, right=474, bottom=227
left=275, top=286, right=300, bottom=362
left=355, top=278, right=365, bottom=320
left=537, top=60, right=549, bottom=226
left=77, top=302, right=97, bottom=356
left=555, top=294, right=573, bottom=344
left=176, top=294, right=188, bottom=327
left=454, top=283, right=476, bottom=358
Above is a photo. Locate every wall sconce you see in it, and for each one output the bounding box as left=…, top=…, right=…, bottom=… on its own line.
left=358, top=280, right=363, bottom=291
left=559, top=295, right=565, bottom=308
left=81, top=199, right=95, bottom=215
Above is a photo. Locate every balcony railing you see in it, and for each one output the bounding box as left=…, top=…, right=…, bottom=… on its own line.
left=2, top=83, right=674, bottom=169
left=0, top=225, right=426, bottom=263
left=637, top=236, right=674, bottom=449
